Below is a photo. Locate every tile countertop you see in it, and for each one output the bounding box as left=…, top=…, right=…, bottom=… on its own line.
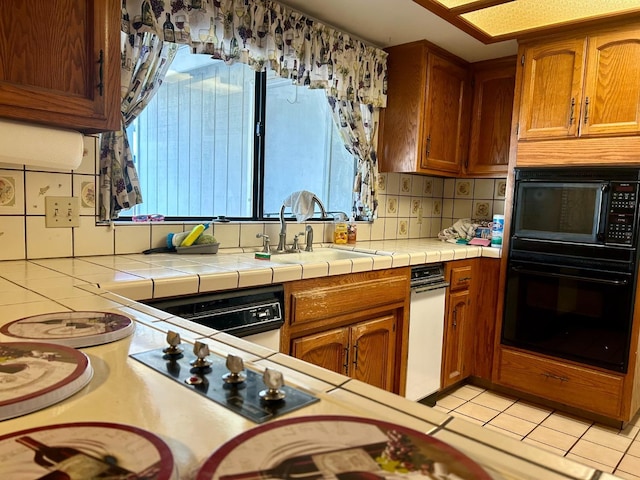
left=0, top=239, right=618, bottom=479
left=0, top=238, right=502, bottom=302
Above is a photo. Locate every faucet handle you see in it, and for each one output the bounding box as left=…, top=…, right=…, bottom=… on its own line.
left=256, top=233, right=270, bottom=253
left=291, top=232, right=305, bottom=251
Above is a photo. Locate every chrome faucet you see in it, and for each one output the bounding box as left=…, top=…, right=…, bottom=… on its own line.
left=277, top=193, right=327, bottom=253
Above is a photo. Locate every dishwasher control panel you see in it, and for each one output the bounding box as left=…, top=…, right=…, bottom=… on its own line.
left=410, top=263, right=447, bottom=289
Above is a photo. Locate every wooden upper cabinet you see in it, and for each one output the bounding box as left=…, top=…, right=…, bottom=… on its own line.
left=517, top=38, right=586, bottom=140
left=379, top=40, right=470, bottom=176
left=0, top=0, right=120, bottom=133
left=421, top=53, right=469, bottom=174
left=518, top=24, right=640, bottom=141
left=466, top=57, right=516, bottom=176
left=582, top=29, right=640, bottom=137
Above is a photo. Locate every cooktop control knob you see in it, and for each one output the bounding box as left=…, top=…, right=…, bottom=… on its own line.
left=222, top=354, right=247, bottom=384
left=259, top=368, right=286, bottom=401
left=162, top=330, right=183, bottom=358
left=190, top=341, right=211, bottom=370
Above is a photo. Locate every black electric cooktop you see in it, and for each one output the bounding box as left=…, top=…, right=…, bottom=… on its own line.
left=130, top=348, right=319, bottom=423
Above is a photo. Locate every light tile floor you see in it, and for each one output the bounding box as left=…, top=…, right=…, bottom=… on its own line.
left=433, top=384, right=640, bottom=479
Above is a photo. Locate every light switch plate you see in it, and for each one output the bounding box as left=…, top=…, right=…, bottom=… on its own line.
left=45, top=196, right=80, bottom=228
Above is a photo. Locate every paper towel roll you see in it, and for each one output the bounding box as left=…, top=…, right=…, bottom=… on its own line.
left=0, top=119, right=84, bottom=170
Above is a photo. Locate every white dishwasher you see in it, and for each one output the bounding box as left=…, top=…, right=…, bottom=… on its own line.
left=405, top=263, right=448, bottom=404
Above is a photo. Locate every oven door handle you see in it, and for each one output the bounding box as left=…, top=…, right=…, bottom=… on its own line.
left=596, top=183, right=609, bottom=241
left=512, top=266, right=629, bottom=286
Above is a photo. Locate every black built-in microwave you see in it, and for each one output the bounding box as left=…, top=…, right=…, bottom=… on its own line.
left=512, top=167, right=640, bottom=248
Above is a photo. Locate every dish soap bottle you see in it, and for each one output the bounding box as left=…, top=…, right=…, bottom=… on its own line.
left=347, top=216, right=357, bottom=244
left=333, top=220, right=348, bottom=244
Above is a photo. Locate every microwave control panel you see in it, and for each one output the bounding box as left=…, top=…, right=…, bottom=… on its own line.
left=606, top=182, right=639, bottom=245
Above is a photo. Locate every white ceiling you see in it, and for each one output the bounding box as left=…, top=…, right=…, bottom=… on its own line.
left=276, top=0, right=518, bottom=62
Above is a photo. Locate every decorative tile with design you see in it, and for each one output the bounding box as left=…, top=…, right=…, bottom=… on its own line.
left=80, top=181, right=95, bottom=209
left=0, top=170, right=24, bottom=214
left=424, top=179, right=433, bottom=196
left=432, top=200, right=442, bottom=216
left=387, top=197, right=398, bottom=215
left=412, top=199, right=421, bottom=215
left=398, top=220, right=408, bottom=237
left=0, top=176, right=16, bottom=207
left=456, top=180, right=472, bottom=197
left=474, top=201, right=491, bottom=219
left=377, top=173, right=387, bottom=192
left=400, top=175, right=411, bottom=193
left=495, top=180, right=507, bottom=198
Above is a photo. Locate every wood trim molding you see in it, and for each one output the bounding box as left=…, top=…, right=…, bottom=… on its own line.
left=516, top=136, right=640, bottom=166
left=412, top=0, right=640, bottom=45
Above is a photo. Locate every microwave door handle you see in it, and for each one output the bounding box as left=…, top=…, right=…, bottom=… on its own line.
left=596, top=183, right=609, bottom=241
left=511, top=266, right=628, bottom=286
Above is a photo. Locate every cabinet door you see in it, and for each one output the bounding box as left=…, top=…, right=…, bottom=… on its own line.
left=441, top=289, right=471, bottom=389
left=0, top=0, right=120, bottom=133
left=466, top=62, right=515, bottom=176
left=581, top=29, right=640, bottom=137
left=421, top=53, right=469, bottom=174
left=350, top=314, right=397, bottom=391
left=292, top=328, right=350, bottom=375
left=518, top=38, right=586, bottom=140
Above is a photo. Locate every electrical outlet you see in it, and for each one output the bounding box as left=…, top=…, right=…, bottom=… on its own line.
left=45, top=196, right=80, bottom=228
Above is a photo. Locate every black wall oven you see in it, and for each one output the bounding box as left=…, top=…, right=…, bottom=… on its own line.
left=503, top=167, right=640, bottom=373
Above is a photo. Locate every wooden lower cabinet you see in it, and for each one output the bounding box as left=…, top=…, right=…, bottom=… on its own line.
left=441, top=289, right=471, bottom=388
left=441, top=259, right=476, bottom=389
left=496, top=348, right=624, bottom=418
left=292, top=314, right=397, bottom=391
left=283, top=268, right=410, bottom=394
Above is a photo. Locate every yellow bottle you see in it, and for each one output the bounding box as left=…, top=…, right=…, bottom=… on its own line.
left=333, top=222, right=348, bottom=244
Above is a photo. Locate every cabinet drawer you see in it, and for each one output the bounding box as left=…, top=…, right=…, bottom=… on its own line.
left=497, top=348, right=623, bottom=418
left=289, top=272, right=409, bottom=327
left=449, top=265, right=473, bottom=291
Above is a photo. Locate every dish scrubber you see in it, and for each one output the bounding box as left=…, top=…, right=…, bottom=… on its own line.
left=254, top=252, right=271, bottom=260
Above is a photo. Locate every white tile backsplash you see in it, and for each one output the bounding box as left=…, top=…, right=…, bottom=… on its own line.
left=0, top=134, right=508, bottom=258
left=25, top=171, right=71, bottom=215
left=26, top=216, right=73, bottom=259
left=0, top=216, right=26, bottom=260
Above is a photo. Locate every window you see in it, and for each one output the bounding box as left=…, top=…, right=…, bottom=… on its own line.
left=125, top=46, right=355, bottom=220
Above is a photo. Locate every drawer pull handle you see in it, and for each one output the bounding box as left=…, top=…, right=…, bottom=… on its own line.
left=541, top=372, right=569, bottom=383
left=96, top=49, right=104, bottom=96
left=343, top=347, right=349, bottom=374
left=457, top=277, right=472, bottom=282
left=353, top=343, right=359, bottom=368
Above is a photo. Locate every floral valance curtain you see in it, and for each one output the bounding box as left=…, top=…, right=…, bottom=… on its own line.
left=123, top=0, right=388, bottom=107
